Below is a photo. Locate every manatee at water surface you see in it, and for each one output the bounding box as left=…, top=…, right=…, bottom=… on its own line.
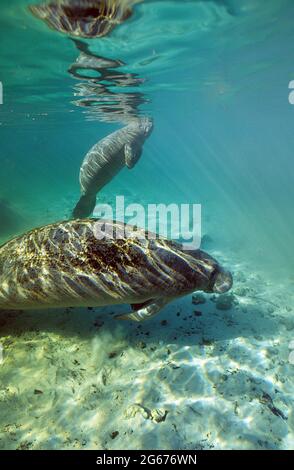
left=29, top=0, right=141, bottom=38
left=72, top=117, right=153, bottom=218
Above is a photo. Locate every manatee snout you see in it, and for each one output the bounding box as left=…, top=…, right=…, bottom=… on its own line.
left=212, top=269, right=233, bottom=294
left=139, top=117, right=153, bottom=137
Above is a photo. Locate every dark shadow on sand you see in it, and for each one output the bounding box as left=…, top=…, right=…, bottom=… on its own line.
left=0, top=293, right=280, bottom=346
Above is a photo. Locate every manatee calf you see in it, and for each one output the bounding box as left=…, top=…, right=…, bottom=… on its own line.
left=73, top=117, right=153, bottom=218
left=0, top=219, right=232, bottom=321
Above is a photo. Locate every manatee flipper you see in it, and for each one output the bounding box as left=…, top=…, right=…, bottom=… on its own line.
left=124, top=143, right=142, bottom=169
left=131, top=300, right=154, bottom=311
left=73, top=193, right=97, bottom=218
left=115, top=298, right=170, bottom=322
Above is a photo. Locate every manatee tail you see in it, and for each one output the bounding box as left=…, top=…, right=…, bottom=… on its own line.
left=72, top=194, right=96, bottom=219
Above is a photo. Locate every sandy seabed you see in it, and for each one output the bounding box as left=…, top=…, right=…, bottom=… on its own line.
left=0, top=244, right=294, bottom=451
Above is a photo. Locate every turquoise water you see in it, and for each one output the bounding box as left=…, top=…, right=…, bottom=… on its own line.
left=0, top=0, right=294, bottom=450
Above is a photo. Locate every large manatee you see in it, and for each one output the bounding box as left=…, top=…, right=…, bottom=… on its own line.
left=0, top=219, right=232, bottom=321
